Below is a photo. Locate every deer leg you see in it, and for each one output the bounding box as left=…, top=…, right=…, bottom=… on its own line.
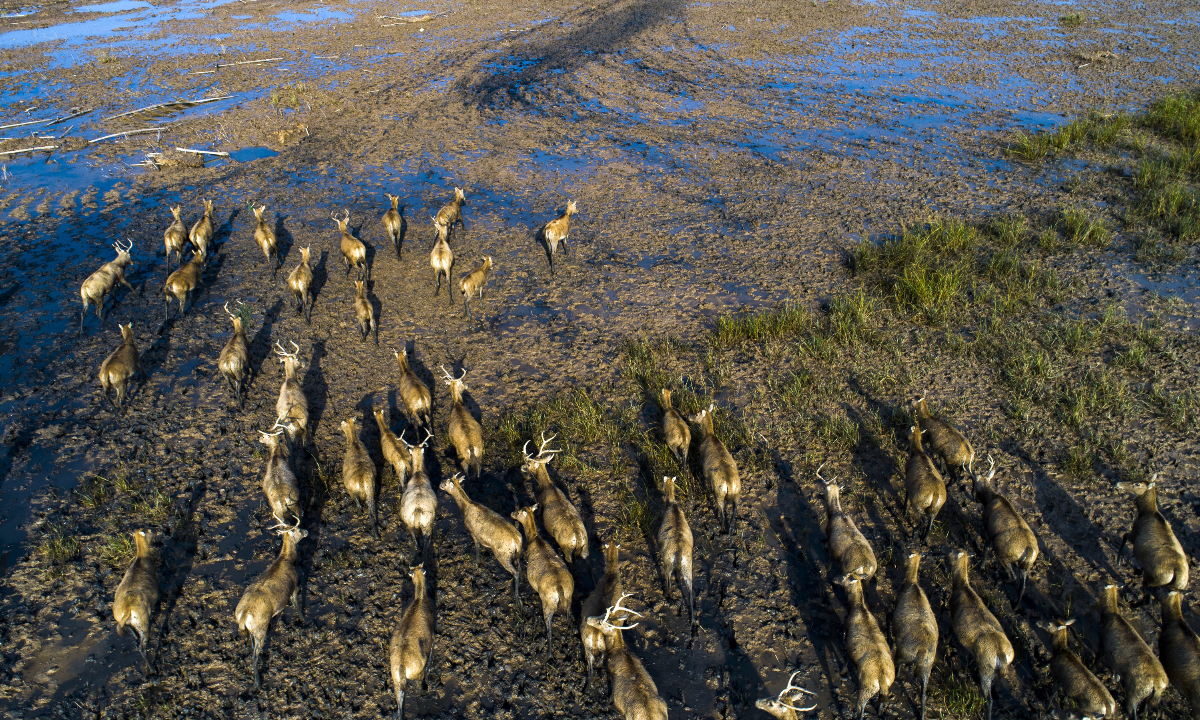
left=395, top=678, right=406, bottom=720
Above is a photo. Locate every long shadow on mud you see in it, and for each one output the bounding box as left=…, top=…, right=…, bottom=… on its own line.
left=307, top=251, right=329, bottom=321
left=274, top=214, right=294, bottom=270
left=302, top=339, right=329, bottom=450
left=246, top=299, right=284, bottom=392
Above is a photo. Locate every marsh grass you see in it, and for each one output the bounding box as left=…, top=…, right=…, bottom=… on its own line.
left=711, top=302, right=812, bottom=348
left=76, top=474, right=114, bottom=509
left=100, top=532, right=136, bottom=567
left=39, top=523, right=82, bottom=575
left=1058, top=12, right=1084, bottom=27
left=1060, top=207, right=1111, bottom=248
left=1010, top=111, right=1130, bottom=161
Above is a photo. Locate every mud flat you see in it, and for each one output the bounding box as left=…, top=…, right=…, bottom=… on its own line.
left=1, top=0, right=1199, bottom=717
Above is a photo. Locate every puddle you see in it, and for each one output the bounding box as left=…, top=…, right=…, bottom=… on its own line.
left=228, top=145, right=278, bottom=162
left=273, top=6, right=353, bottom=23
left=75, top=0, right=153, bottom=12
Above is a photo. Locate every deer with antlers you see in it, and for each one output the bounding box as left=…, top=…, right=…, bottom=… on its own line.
left=819, top=463, right=878, bottom=583
left=755, top=671, right=818, bottom=719
left=234, top=514, right=307, bottom=690
left=521, top=433, right=589, bottom=578
left=260, top=418, right=302, bottom=528
left=80, top=239, right=135, bottom=333
left=274, top=341, right=308, bottom=453
left=394, top=346, right=432, bottom=433
left=430, top=219, right=454, bottom=300
left=400, top=430, right=437, bottom=559
left=252, top=205, right=281, bottom=278
left=689, top=403, right=741, bottom=533
left=287, top=246, right=314, bottom=324
left=188, top=199, right=215, bottom=260
left=218, top=302, right=250, bottom=406
left=333, top=209, right=368, bottom=281
left=442, top=365, right=483, bottom=479
left=164, top=249, right=206, bottom=320
left=163, top=205, right=187, bottom=272
left=584, top=594, right=668, bottom=720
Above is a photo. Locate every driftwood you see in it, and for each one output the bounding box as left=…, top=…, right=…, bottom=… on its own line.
left=103, top=96, right=232, bottom=122
left=88, top=127, right=166, bottom=144
left=378, top=11, right=447, bottom=26
left=175, top=147, right=230, bottom=157
left=0, top=145, right=58, bottom=156
left=214, top=57, right=284, bottom=68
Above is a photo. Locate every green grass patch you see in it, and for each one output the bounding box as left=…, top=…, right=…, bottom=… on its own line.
left=100, top=533, right=136, bottom=568
left=1060, top=206, right=1111, bottom=248
left=39, top=523, right=82, bottom=575
left=1059, top=12, right=1084, bottom=27
left=711, top=302, right=812, bottom=348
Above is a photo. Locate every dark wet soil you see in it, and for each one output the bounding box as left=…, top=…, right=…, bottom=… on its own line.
left=2, top=0, right=1200, bottom=718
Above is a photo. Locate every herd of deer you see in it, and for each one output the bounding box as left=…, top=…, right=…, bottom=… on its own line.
left=84, top=190, right=1199, bottom=719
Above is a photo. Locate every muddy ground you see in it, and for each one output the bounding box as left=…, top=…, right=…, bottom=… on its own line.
left=1, top=0, right=1200, bottom=717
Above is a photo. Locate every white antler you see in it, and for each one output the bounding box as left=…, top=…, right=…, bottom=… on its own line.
left=538, top=432, right=559, bottom=458
left=777, top=670, right=818, bottom=711
left=224, top=301, right=237, bottom=320
left=599, top=592, right=644, bottom=631
left=815, top=462, right=835, bottom=485
left=439, top=364, right=457, bottom=384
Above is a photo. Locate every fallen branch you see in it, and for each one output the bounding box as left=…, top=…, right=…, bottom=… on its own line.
left=175, top=147, right=230, bottom=157
left=214, top=57, right=284, bottom=68
left=313, top=55, right=339, bottom=59
left=0, top=117, right=52, bottom=131
left=378, top=11, right=447, bottom=23
left=0, top=145, right=58, bottom=156
left=46, top=108, right=92, bottom=126
left=189, top=70, right=218, bottom=75
left=103, top=96, right=232, bottom=122
left=88, top=127, right=166, bottom=144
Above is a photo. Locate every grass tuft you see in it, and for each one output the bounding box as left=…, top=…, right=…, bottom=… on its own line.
left=39, top=523, right=82, bottom=575
left=712, top=303, right=812, bottom=348
left=1059, top=12, right=1084, bottom=27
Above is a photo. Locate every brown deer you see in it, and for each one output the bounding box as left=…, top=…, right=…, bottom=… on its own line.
left=521, top=434, right=589, bottom=575
left=389, top=564, right=435, bottom=720
left=512, top=505, right=574, bottom=656
left=430, top=219, right=454, bottom=300
left=442, top=365, right=483, bottom=479
left=287, top=246, right=314, bottom=323
left=188, top=199, right=215, bottom=259
left=334, top=209, right=368, bottom=281
left=163, top=250, right=205, bottom=319
left=434, top=186, right=466, bottom=240
left=234, top=516, right=307, bottom=690
left=218, top=302, right=249, bottom=406
left=383, top=193, right=404, bottom=258
left=163, top=205, right=187, bottom=272
left=252, top=205, right=280, bottom=278
left=80, top=239, right=134, bottom=332
left=584, top=594, right=668, bottom=720
left=541, top=200, right=576, bottom=275
left=98, top=323, right=141, bottom=408
left=459, top=256, right=493, bottom=321
left=688, top=404, right=740, bottom=532
left=112, top=529, right=159, bottom=673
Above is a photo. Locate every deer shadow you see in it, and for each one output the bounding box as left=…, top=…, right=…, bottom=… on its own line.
left=246, top=299, right=284, bottom=393
left=366, top=279, right=382, bottom=346
left=154, top=475, right=209, bottom=671
left=307, top=251, right=329, bottom=320
left=274, top=214, right=295, bottom=272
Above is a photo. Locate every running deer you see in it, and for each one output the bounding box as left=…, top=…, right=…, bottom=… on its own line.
left=1159, top=590, right=1200, bottom=718
left=80, top=239, right=134, bottom=332
left=374, top=407, right=412, bottom=486
left=389, top=564, right=435, bottom=720
left=163, top=250, right=205, bottom=319
left=341, top=416, right=379, bottom=539
left=430, top=220, right=454, bottom=300
left=442, top=365, right=483, bottom=479
left=688, top=404, right=740, bottom=532
left=970, top=455, right=1039, bottom=606
left=274, top=341, right=309, bottom=452
left=259, top=419, right=302, bottom=527
left=98, top=323, right=140, bottom=408
left=234, top=516, right=306, bottom=690
left=400, top=430, right=437, bottom=559
left=112, top=529, right=159, bottom=673
left=512, top=505, right=574, bottom=656
left=661, top=388, right=690, bottom=466
left=334, top=209, right=368, bottom=281
left=287, top=246, right=314, bottom=323
left=819, top=464, right=877, bottom=583
left=434, top=186, right=466, bottom=239
left=354, top=280, right=376, bottom=344
left=383, top=193, right=404, bottom=258
left=948, top=548, right=1014, bottom=720
left=440, top=474, right=523, bottom=606
left=658, top=476, right=694, bottom=625
left=581, top=539, right=624, bottom=690
left=837, top=574, right=895, bottom=720
left=910, top=395, right=974, bottom=479
left=541, top=200, right=576, bottom=275
left=521, top=434, right=589, bottom=574
left=218, top=302, right=249, bottom=406
left=459, top=256, right=493, bottom=321
left=394, top=347, right=432, bottom=432
left=755, top=671, right=818, bottom=720
left=163, top=205, right=187, bottom=272
left=584, top=594, right=668, bottom=720
left=1097, top=583, right=1167, bottom=720
left=1039, top=618, right=1117, bottom=719
left=252, top=205, right=280, bottom=278
left=1117, top=476, right=1189, bottom=604
left=905, top=426, right=946, bottom=541
left=188, top=199, right=215, bottom=259
left=891, top=550, right=938, bottom=720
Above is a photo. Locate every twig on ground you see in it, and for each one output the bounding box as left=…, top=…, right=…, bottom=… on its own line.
left=175, top=147, right=231, bottom=158
left=88, top=128, right=166, bottom=144
left=103, top=96, right=232, bottom=122
left=0, top=145, right=58, bottom=156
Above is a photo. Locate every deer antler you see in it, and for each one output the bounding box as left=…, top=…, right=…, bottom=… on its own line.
left=439, top=364, right=457, bottom=384
left=268, top=511, right=300, bottom=533
left=815, top=462, right=835, bottom=485
left=777, top=670, right=818, bottom=711
left=599, top=592, right=644, bottom=631
left=537, top=432, right=560, bottom=458
left=224, top=301, right=237, bottom=320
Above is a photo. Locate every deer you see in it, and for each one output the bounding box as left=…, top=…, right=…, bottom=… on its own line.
left=434, top=186, right=466, bottom=240
left=688, top=404, right=740, bottom=532
left=837, top=573, right=895, bottom=720
left=459, top=256, right=493, bottom=322
left=910, top=395, right=974, bottom=479
left=374, top=407, right=412, bottom=487
left=581, top=539, right=624, bottom=690
left=521, top=434, right=589, bottom=575
left=188, top=199, right=215, bottom=260
left=259, top=420, right=302, bottom=527
left=341, top=416, right=379, bottom=539
left=904, top=426, right=946, bottom=542
left=163, top=205, right=187, bottom=272
left=400, top=430, right=437, bottom=559
left=818, top=464, right=877, bottom=583
left=163, top=250, right=205, bottom=319
left=218, top=302, right=249, bottom=406
left=252, top=205, right=280, bottom=278
left=274, top=341, right=308, bottom=453
left=584, top=594, right=668, bottom=720
left=1039, top=618, right=1117, bottom=719
left=891, top=550, right=937, bottom=720
left=754, top=671, right=818, bottom=719
left=354, top=280, right=376, bottom=344
left=394, top=346, right=432, bottom=433
left=440, top=474, right=523, bottom=606
left=1097, top=583, right=1168, bottom=720
left=512, top=505, right=574, bottom=656
left=661, top=388, right=690, bottom=466
left=333, top=209, right=368, bottom=281
left=390, top=564, right=436, bottom=720
left=430, top=219, right=454, bottom=300
left=658, top=476, right=694, bottom=625
left=442, top=365, right=483, bottom=479
left=287, top=246, right=314, bottom=323
left=383, top=193, right=404, bottom=258
left=541, top=200, right=576, bottom=275
left=947, top=548, right=1014, bottom=720
left=98, top=323, right=140, bottom=409
left=80, top=239, right=134, bottom=333
left=1159, top=590, right=1200, bottom=717
left=1117, top=476, right=1189, bottom=605
left=112, top=529, right=159, bottom=673
left=970, top=454, right=1039, bottom=606
left=234, top=516, right=307, bottom=690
